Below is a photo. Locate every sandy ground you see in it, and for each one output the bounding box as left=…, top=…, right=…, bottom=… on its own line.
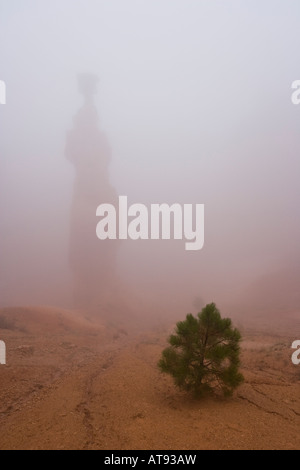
left=0, top=306, right=299, bottom=450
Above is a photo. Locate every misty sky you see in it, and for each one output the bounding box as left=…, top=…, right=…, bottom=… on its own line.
left=0, top=1, right=299, bottom=315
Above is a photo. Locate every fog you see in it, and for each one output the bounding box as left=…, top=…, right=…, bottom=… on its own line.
left=1, top=1, right=299, bottom=323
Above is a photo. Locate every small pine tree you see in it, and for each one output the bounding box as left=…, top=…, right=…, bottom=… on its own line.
left=158, top=303, right=244, bottom=397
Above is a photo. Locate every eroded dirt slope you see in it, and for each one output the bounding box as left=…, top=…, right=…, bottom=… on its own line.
left=0, top=307, right=299, bottom=450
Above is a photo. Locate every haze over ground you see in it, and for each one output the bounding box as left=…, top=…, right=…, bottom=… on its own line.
left=0, top=1, right=299, bottom=322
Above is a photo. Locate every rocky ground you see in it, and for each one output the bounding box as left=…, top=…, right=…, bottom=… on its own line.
left=0, top=306, right=299, bottom=450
